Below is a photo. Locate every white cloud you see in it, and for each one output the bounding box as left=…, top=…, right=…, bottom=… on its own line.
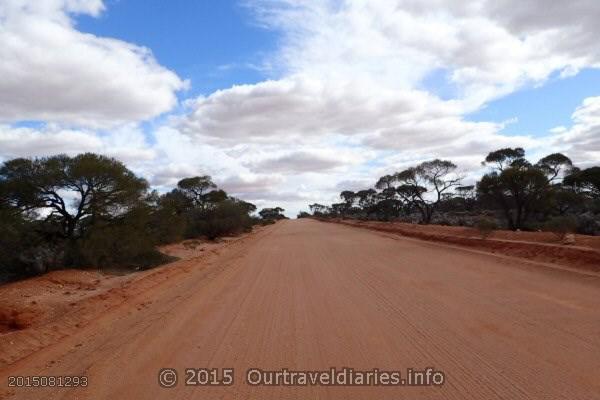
left=0, top=123, right=156, bottom=163
left=0, top=0, right=186, bottom=127
left=171, top=0, right=600, bottom=214
left=248, top=151, right=345, bottom=173
left=181, top=0, right=600, bottom=157
left=245, top=0, right=600, bottom=106
left=0, top=124, right=101, bottom=159
left=179, top=74, right=538, bottom=163
left=550, top=96, right=600, bottom=168
left=4, top=0, right=600, bottom=217
left=218, top=174, right=286, bottom=199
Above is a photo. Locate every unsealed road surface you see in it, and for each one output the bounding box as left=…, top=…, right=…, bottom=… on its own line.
left=2, top=219, right=600, bottom=399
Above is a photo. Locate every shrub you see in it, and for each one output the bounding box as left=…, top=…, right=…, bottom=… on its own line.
left=149, top=209, right=187, bottom=244
left=574, top=213, right=600, bottom=235
left=0, top=209, right=48, bottom=281
left=543, top=216, right=578, bottom=240
left=68, top=204, right=162, bottom=269
left=475, top=217, right=498, bottom=239
left=0, top=209, right=26, bottom=276
left=186, top=200, right=256, bottom=240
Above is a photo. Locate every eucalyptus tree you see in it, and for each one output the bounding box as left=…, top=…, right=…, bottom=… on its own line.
left=536, top=153, right=573, bottom=182
left=482, top=147, right=526, bottom=172
left=259, top=207, right=286, bottom=220
left=477, top=151, right=549, bottom=230
left=394, top=159, right=462, bottom=223
left=0, top=153, right=148, bottom=240
left=564, top=167, right=600, bottom=199
left=309, top=203, right=329, bottom=216
left=177, top=176, right=219, bottom=209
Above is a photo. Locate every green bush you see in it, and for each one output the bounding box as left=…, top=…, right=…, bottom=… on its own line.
left=475, top=217, right=498, bottom=239
left=149, top=208, right=187, bottom=244
left=185, top=200, right=256, bottom=240
left=68, top=204, right=166, bottom=269
left=0, top=210, right=28, bottom=280
left=543, top=216, right=578, bottom=240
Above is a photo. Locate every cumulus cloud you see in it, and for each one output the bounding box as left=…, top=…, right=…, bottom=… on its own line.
left=218, top=174, right=286, bottom=199
left=249, top=151, right=344, bottom=173
left=170, top=0, right=600, bottom=215
left=550, top=97, right=600, bottom=168
left=488, top=0, right=600, bottom=56
left=0, top=124, right=101, bottom=159
left=246, top=0, right=600, bottom=104
left=0, top=123, right=156, bottom=163
left=180, top=77, right=427, bottom=142
left=0, top=0, right=186, bottom=126
left=179, top=74, right=536, bottom=161
left=182, top=0, right=600, bottom=155
left=4, top=0, right=600, bottom=216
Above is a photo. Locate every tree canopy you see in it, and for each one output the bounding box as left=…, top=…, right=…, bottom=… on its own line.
left=313, top=149, right=598, bottom=233
left=0, top=153, right=147, bottom=240
left=0, top=154, right=264, bottom=280
left=394, top=159, right=462, bottom=223
left=483, top=147, right=526, bottom=172
left=259, top=207, right=286, bottom=220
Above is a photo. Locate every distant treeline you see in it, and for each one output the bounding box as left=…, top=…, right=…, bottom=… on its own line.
left=0, top=153, right=286, bottom=281
left=302, top=148, right=600, bottom=235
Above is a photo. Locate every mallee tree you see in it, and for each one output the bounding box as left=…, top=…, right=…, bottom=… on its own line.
left=0, top=153, right=148, bottom=241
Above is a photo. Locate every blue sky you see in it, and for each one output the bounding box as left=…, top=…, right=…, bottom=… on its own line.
left=74, top=1, right=600, bottom=141
left=469, top=69, right=600, bottom=137
left=1, top=1, right=599, bottom=215
left=77, top=0, right=277, bottom=97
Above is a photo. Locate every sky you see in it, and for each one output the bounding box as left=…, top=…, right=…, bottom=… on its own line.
left=1, top=0, right=600, bottom=217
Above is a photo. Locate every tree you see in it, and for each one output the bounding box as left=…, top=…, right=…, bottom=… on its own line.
left=177, top=176, right=218, bottom=209
left=477, top=164, right=549, bottom=230
left=157, top=180, right=258, bottom=242
left=394, top=159, right=462, bottom=223
left=230, top=198, right=257, bottom=215
left=0, top=200, right=41, bottom=277
left=0, top=153, right=268, bottom=279
left=375, top=175, right=396, bottom=190
left=309, top=203, right=329, bottom=216
left=73, top=201, right=168, bottom=269
left=548, top=185, right=583, bottom=215
left=337, top=191, right=357, bottom=218
left=259, top=207, right=286, bottom=220
left=149, top=191, right=189, bottom=244
left=330, top=203, right=348, bottom=217
left=455, top=185, right=476, bottom=210
left=536, top=153, right=573, bottom=182
left=482, top=148, right=526, bottom=172
left=373, top=189, right=403, bottom=220
left=456, top=185, right=475, bottom=199
left=356, top=189, right=377, bottom=211
left=564, top=167, right=600, bottom=199
left=340, top=191, right=357, bottom=207
left=158, top=189, right=194, bottom=216
left=0, top=153, right=148, bottom=241
left=192, top=200, right=256, bottom=240
left=203, top=189, right=228, bottom=207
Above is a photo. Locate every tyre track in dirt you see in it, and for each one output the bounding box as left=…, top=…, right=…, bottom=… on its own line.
left=1, top=219, right=600, bottom=399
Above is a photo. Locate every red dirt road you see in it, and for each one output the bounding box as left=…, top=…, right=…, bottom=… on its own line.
left=2, top=219, right=600, bottom=399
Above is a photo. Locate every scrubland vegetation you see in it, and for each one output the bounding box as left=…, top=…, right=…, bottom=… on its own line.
left=306, top=148, right=600, bottom=236
left=0, top=153, right=283, bottom=281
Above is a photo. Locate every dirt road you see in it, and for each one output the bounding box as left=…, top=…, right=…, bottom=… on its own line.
left=2, top=219, right=600, bottom=399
